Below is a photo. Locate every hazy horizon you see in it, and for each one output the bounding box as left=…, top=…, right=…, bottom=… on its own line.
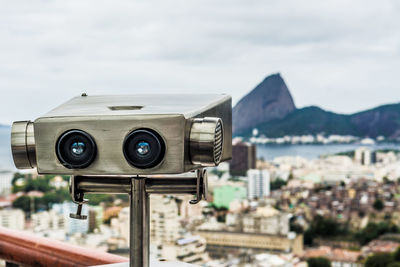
left=1, top=0, right=400, bottom=124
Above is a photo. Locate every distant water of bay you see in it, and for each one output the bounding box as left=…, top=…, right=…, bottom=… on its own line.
left=256, top=143, right=400, bottom=161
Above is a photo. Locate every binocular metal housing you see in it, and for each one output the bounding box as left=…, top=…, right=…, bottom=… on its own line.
left=11, top=94, right=232, bottom=175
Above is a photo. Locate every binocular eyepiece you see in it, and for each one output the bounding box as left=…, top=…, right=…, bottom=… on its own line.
left=56, top=129, right=97, bottom=169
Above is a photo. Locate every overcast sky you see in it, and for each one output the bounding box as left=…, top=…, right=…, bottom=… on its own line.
left=0, top=0, right=400, bottom=125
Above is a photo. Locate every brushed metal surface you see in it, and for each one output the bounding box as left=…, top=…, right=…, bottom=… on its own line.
left=131, top=178, right=149, bottom=267
left=74, top=176, right=198, bottom=195
left=42, top=94, right=229, bottom=118
left=35, top=114, right=185, bottom=175
left=28, top=94, right=231, bottom=175
left=26, top=121, right=37, bottom=167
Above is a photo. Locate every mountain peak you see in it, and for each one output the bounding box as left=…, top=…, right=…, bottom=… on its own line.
left=233, top=73, right=296, bottom=134
left=262, top=72, right=281, bottom=81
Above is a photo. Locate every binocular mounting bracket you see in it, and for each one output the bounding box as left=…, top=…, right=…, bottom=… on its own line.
left=69, top=169, right=208, bottom=267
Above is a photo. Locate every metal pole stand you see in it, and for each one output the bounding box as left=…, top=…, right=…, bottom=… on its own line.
left=69, top=169, right=208, bottom=267
left=131, top=177, right=148, bottom=267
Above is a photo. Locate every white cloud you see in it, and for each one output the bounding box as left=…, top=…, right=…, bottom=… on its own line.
left=0, top=0, right=399, bottom=124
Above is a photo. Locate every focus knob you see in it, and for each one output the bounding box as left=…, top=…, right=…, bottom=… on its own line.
left=189, top=117, right=223, bottom=166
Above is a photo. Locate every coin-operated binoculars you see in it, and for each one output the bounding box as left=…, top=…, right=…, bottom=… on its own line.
left=11, top=94, right=232, bottom=267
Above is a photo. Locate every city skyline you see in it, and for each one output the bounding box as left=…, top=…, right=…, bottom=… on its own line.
left=1, top=0, right=400, bottom=124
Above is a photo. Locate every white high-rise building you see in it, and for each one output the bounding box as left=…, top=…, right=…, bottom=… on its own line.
left=53, top=202, right=89, bottom=234
left=242, top=206, right=289, bottom=235
left=150, top=195, right=181, bottom=245
left=355, top=147, right=376, bottom=165
left=110, top=207, right=130, bottom=248
left=247, top=169, right=270, bottom=199
left=31, top=209, right=65, bottom=232
left=0, top=171, right=13, bottom=196
left=0, top=208, right=25, bottom=230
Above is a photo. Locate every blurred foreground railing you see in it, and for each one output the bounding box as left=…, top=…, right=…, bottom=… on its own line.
left=0, top=227, right=128, bottom=267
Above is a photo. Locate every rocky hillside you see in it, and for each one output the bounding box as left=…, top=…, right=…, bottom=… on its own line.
left=351, top=104, right=400, bottom=138
left=233, top=73, right=296, bottom=134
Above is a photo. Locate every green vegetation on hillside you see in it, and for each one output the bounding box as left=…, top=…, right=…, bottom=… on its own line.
left=307, top=257, right=331, bottom=267
left=304, top=215, right=399, bottom=246
left=304, top=215, right=350, bottom=245
left=270, top=178, right=287, bottom=191
left=355, top=222, right=398, bottom=246
left=365, top=253, right=394, bottom=267
left=334, top=150, right=356, bottom=157
left=240, top=106, right=355, bottom=137
left=237, top=103, right=400, bottom=138
left=365, top=247, right=400, bottom=267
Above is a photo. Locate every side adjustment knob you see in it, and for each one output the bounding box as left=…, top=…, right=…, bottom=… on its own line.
left=189, top=117, right=223, bottom=166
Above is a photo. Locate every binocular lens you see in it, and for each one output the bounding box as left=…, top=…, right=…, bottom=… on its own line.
left=123, top=129, right=165, bottom=169
left=71, top=142, right=86, bottom=155
left=136, top=141, right=150, bottom=156
left=56, top=130, right=97, bottom=169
